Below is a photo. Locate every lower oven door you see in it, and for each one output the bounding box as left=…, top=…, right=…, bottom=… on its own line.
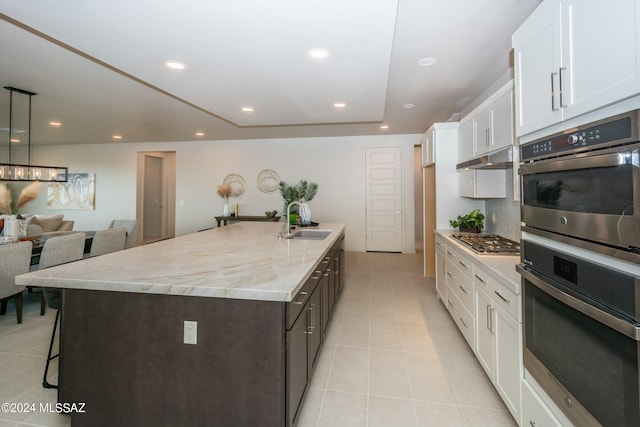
left=519, top=143, right=640, bottom=250
left=518, top=265, right=640, bottom=427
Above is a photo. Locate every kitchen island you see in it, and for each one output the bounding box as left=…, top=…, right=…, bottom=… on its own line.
left=16, top=222, right=346, bottom=427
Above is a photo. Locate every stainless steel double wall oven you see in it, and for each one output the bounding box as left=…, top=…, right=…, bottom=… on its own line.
left=518, top=110, right=640, bottom=426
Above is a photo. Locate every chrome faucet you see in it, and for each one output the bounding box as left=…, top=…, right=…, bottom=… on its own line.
left=286, top=201, right=307, bottom=235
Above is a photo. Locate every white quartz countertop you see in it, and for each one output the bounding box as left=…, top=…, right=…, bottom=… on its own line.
left=16, top=222, right=346, bottom=302
left=435, top=229, right=521, bottom=294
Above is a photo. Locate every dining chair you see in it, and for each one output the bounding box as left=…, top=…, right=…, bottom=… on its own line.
left=89, top=227, right=126, bottom=257
left=109, top=219, right=138, bottom=249
left=39, top=232, right=85, bottom=389
left=0, top=241, right=33, bottom=324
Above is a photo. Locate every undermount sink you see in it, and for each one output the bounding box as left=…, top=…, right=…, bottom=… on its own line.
left=285, top=229, right=332, bottom=240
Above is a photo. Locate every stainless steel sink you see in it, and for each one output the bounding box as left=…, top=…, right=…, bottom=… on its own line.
left=284, top=229, right=331, bottom=240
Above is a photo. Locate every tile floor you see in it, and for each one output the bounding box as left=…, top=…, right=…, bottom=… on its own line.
left=0, top=251, right=516, bottom=427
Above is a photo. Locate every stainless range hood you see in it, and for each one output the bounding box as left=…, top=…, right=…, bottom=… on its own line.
left=456, top=146, right=514, bottom=170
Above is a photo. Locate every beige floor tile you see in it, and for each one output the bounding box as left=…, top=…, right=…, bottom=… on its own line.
left=368, top=349, right=412, bottom=398
left=296, top=386, right=325, bottom=427
left=369, top=319, right=403, bottom=351
left=398, top=322, right=435, bottom=353
left=310, top=344, right=336, bottom=389
left=316, top=390, right=368, bottom=427
left=327, top=346, right=369, bottom=393
left=342, top=295, right=372, bottom=318
left=413, top=400, right=467, bottom=427
left=460, top=406, right=517, bottom=426
left=337, top=317, right=370, bottom=347
left=368, top=395, right=417, bottom=427
left=370, top=298, right=398, bottom=321
left=442, top=355, right=509, bottom=409
left=405, top=352, right=457, bottom=404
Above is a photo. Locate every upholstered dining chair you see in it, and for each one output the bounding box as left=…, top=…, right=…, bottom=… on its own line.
left=0, top=241, right=33, bottom=324
left=109, top=219, right=138, bottom=249
left=89, top=227, right=126, bottom=257
left=39, top=232, right=85, bottom=389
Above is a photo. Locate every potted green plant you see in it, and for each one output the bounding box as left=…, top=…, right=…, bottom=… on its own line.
left=278, top=180, right=318, bottom=224
left=450, top=209, right=484, bottom=233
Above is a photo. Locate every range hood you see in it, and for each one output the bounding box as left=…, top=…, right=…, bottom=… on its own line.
left=456, top=146, right=514, bottom=170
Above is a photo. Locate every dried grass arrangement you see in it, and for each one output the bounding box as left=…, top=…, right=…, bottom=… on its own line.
left=217, top=183, right=231, bottom=201
left=0, top=182, right=42, bottom=215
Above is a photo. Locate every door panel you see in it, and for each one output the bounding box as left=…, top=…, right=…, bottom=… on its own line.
left=365, top=147, right=403, bottom=252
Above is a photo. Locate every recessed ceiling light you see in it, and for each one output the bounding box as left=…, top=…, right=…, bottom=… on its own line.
left=112, top=135, right=122, bottom=140
left=402, top=103, right=415, bottom=109
left=195, top=132, right=205, bottom=137
left=241, top=107, right=254, bottom=112
left=165, top=60, right=185, bottom=70
left=380, top=125, right=389, bottom=130
left=333, top=103, right=346, bottom=109
left=49, top=121, right=62, bottom=127
left=308, top=48, right=330, bottom=59
left=417, top=57, right=437, bottom=67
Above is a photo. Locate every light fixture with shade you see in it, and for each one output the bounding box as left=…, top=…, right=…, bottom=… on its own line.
left=0, top=86, right=68, bottom=182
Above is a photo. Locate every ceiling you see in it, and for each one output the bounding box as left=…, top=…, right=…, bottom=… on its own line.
left=0, top=0, right=540, bottom=147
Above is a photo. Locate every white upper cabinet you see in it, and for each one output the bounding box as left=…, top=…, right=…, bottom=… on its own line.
left=421, top=128, right=435, bottom=166
left=473, top=92, right=514, bottom=157
left=458, top=119, right=475, bottom=163
left=474, top=107, right=493, bottom=156
left=513, top=0, right=640, bottom=136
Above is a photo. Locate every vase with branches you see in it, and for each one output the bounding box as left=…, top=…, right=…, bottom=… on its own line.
left=217, top=183, right=231, bottom=216
left=0, top=182, right=42, bottom=216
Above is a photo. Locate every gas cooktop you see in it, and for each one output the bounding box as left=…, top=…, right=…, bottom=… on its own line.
left=451, top=233, right=520, bottom=255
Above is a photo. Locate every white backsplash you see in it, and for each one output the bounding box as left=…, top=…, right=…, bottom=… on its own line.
left=484, top=170, right=520, bottom=242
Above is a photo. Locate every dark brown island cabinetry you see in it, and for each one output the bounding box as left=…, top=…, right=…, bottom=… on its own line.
left=58, top=233, right=345, bottom=427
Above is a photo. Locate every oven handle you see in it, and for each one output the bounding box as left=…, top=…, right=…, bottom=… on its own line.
left=519, top=146, right=639, bottom=175
left=517, top=264, right=640, bottom=341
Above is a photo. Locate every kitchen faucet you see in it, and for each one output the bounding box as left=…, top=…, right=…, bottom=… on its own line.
left=285, top=201, right=307, bottom=236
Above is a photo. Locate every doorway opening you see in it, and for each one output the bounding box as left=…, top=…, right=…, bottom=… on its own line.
left=136, top=151, right=176, bottom=244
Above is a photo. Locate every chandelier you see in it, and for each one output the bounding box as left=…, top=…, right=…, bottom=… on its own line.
left=1, top=86, right=68, bottom=182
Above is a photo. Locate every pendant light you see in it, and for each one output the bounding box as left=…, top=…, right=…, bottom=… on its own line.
left=0, top=86, right=68, bottom=182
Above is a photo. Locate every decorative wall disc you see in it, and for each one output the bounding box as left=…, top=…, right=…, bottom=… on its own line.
left=222, top=173, right=246, bottom=197
left=256, top=169, right=280, bottom=193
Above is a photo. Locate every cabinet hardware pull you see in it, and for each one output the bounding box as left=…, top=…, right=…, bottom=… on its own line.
left=486, top=128, right=490, bottom=147
left=474, top=274, right=485, bottom=283
left=490, top=308, right=495, bottom=335
left=559, top=67, right=567, bottom=108
left=458, top=260, right=467, bottom=268
left=447, top=299, right=454, bottom=307
left=446, top=250, right=453, bottom=256
left=529, top=421, right=536, bottom=427
left=292, top=291, right=308, bottom=305
left=486, top=305, right=491, bottom=331
left=551, top=71, right=559, bottom=111
left=494, top=290, right=510, bottom=304
left=459, top=285, right=467, bottom=294
left=460, top=317, right=469, bottom=329
left=447, top=272, right=454, bottom=278
left=311, top=276, right=320, bottom=280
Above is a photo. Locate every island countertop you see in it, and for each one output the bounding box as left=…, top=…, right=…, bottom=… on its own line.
left=15, top=222, right=346, bottom=302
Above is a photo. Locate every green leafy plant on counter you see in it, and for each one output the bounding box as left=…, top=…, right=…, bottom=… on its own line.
left=278, top=180, right=318, bottom=215
left=449, top=209, right=485, bottom=232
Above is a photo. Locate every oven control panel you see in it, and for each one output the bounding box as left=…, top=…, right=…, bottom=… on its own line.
left=521, top=115, right=635, bottom=161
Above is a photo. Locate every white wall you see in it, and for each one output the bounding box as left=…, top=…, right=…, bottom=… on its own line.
left=23, top=134, right=420, bottom=252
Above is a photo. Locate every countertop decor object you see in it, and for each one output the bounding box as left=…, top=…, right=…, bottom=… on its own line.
left=449, top=208, right=484, bottom=232
left=278, top=179, right=318, bottom=216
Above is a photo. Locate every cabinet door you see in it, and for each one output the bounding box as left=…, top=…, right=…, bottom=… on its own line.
left=522, top=379, right=563, bottom=427
left=474, top=107, right=492, bottom=156
left=474, top=287, right=495, bottom=381
left=307, top=285, right=322, bottom=376
left=287, top=310, right=308, bottom=427
left=562, top=0, right=640, bottom=120
left=422, top=129, right=435, bottom=166
left=491, top=91, right=514, bottom=151
left=494, top=304, right=523, bottom=422
left=513, top=0, right=563, bottom=136
left=458, top=120, right=475, bottom=162
left=458, top=169, right=476, bottom=198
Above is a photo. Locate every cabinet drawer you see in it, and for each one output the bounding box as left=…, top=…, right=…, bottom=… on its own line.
left=445, top=258, right=473, bottom=313
left=445, top=245, right=473, bottom=278
left=473, top=266, right=520, bottom=322
left=447, top=287, right=475, bottom=350
left=286, top=270, right=322, bottom=329
left=522, top=379, right=562, bottom=427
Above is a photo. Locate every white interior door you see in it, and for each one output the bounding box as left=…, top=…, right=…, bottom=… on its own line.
left=365, top=146, right=403, bottom=252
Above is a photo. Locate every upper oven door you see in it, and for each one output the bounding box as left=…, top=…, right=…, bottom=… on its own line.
left=520, top=143, right=640, bottom=250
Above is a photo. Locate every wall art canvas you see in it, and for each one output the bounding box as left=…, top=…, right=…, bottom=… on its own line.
left=47, top=173, right=96, bottom=210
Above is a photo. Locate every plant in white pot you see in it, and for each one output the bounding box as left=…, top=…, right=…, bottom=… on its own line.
left=278, top=180, right=318, bottom=225
left=450, top=209, right=485, bottom=233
